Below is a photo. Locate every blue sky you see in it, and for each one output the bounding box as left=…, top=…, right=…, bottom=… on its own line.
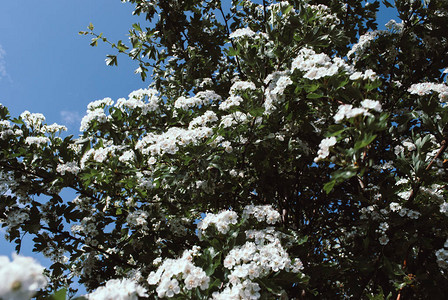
left=0, top=0, right=399, bottom=294
left=0, top=0, right=146, bottom=135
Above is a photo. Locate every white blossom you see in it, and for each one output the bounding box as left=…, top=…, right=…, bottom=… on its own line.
left=86, top=278, right=148, bottom=300
left=229, top=28, right=257, bottom=39
left=361, top=99, right=382, bottom=112
left=0, top=254, right=47, bottom=300
left=408, top=82, right=448, bottom=101
left=314, top=136, right=337, bottom=162
left=25, top=136, right=50, bottom=147
left=56, top=162, right=81, bottom=175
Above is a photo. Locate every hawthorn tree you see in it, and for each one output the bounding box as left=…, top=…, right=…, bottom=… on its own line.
left=1, top=0, right=448, bottom=299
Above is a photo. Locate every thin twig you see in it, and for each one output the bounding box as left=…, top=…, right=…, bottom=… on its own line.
left=218, top=4, right=245, bottom=79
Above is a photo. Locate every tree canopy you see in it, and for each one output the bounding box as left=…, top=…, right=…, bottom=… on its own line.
left=1, top=0, right=448, bottom=299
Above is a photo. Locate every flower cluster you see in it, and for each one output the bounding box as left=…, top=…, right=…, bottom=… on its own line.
left=188, top=111, right=218, bottom=129
left=4, top=208, right=29, bottom=230
left=118, top=150, right=136, bottom=164
left=147, top=249, right=210, bottom=298
left=308, top=4, right=340, bottom=25
left=436, top=239, right=448, bottom=270
left=80, top=145, right=124, bottom=168
left=242, top=205, right=281, bottom=224
left=292, top=47, right=353, bottom=80
left=174, top=90, right=222, bottom=110
left=0, top=120, right=14, bottom=140
left=229, top=28, right=257, bottom=39
left=126, top=209, right=149, bottom=230
left=56, top=162, right=80, bottom=175
left=229, top=81, right=257, bottom=94
left=360, top=202, right=421, bottom=221
left=220, top=112, right=249, bottom=128
left=219, top=95, right=243, bottom=111
left=80, top=107, right=108, bottom=132
left=347, top=24, right=399, bottom=63
left=41, top=123, right=67, bottom=134
left=263, top=71, right=293, bottom=114
left=20, top=111, right=46, bottom=129
left=333, top=100, right=382, bottom=123
left=197, top=210, right=238, bottom=235
left=349, top=69, right=377, bottom=81
left=116, top=88, right=160, bottom=114
left=376, top=222, right=390, bottom=245
left=85, top=278, right=148, bottom=300
left=25, top=136, right=50, bottom=147
left=135, top=126, right=213, bottom=157
left=0, top=254, right=47, bottom=300
left=440, top=202, right=448, bottom=216
left=408, top=82, right=448, bottom=101
left=314, top=136, right=337, bottom=162
left=211, top=279, right=261, bottom=300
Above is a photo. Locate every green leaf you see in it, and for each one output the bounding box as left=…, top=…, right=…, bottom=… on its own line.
left=227, top=47, right=238, bottom=56
left=88, top=23, right=94, bottom=31
left=283, top=5, right=293, bottom=15
left=296, top=235, right=308, bottom=245
left=132, top=23, right=142, bottom=32
left=323, top=179, right=336, bottom=194
left=354, top=134, right=377, bottom=150
left=50, top=288, right=67, bottom=300
left=249, top=107, right=264, bottom=117
left=307, top=92, right=324, bottom=99
left=304, top=83, right=320, bottom=93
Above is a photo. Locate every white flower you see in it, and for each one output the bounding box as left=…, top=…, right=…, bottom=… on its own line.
left=41, top=123, right=67, bottom=133
left=379, top=235, right=389, bottom=245
left=56, top=162, right=80, bottom=175
left=158, top=278, right=181, bottom=298
left=80, top=108, right=108, bottom=131
left=402, top=141, right=416, bottom=151
left=230, top=81, right=256, bottom=94
left=394, top=145, right=404, bottom=155
left=25, top=136, right=50, bottom=147
left=20, top=111, right=46, bottom=129
left=127, top=210, right=149, bottom=228
left=197, top=210, right=238, bottom=235
left=292, top=48, right=350, bottom=81
left=349, top=72, right=362, bottom=80
left=436, top=247, right=448, bottom=270
left=243, top=205, right=281, bottom=224
left=219, top=95, right=243, bottom=110
left=379, top=222, right=389, bottom=232
left=229, top=28, right=256, bottom=39
left=86, top=278, right=148, bottom=300
left=119, top=150, right=136, bottom=163
left=0, top=254, right=47, bottom=300
left=361, top=99, right=382, bottom=112
left=222, top=141, right=233, bottom=153
left=440, top=202, right=448, bottom=216
left=174, top=90, right=221, bottom=110
left=389, top=202, right=402, bottom=212
left=407, top=210, right=421, bottom=219
left=398, top=191, right=411, bottom=200
left=408, top=82, right=448, bottom=101
left=314, top=136, right=337, bottom=162
left=87, top=97, right=114, bottom=110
